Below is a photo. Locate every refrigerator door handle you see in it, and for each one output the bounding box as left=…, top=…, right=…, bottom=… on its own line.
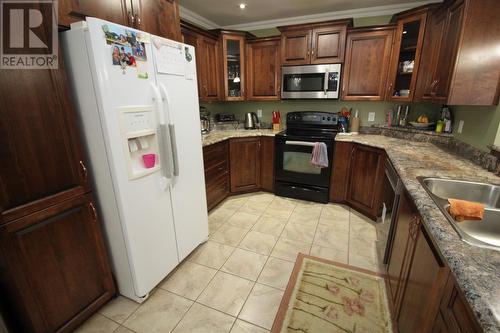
left=151, top=83, right=173, bottom=189
left=159, top=83, right=179, bottom=179
left=168, top=124, right=179, bottom=177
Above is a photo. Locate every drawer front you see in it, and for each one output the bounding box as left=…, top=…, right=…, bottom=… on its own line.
left=203, top=141, right=228, bottom=169
left=206, top=173, right=229, bottom=210
left=205, top=160, right=228, bottom=182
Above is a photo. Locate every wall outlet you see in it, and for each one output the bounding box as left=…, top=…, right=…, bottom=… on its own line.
left=257, top=109, right=262, bottom=118
left=458, top=120, right=464, bottom=134
left=368, top=112, right=375, bottom=122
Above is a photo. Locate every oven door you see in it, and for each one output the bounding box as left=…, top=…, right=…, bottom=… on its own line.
left=281, top=64, right=340, bottom=99
left=275, top=137, right=333, bottom=187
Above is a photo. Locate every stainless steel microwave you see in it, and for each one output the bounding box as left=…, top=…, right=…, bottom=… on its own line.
left=281, top=64, right=341, bottom=99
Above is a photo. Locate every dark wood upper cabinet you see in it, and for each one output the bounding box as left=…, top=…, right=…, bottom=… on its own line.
left=181, top=23, right=221, bottom=101
left=59, top=0, right=182, bottom=42
left=310, top=25, right=347, bottom=64
left=386, top=9, right=429, bottom=101
left=246, top=37, right=281, bottom=100
left=432, top=0, right=465, bottom=103
left=0, top=51, right=89, bottom=223
left=201, top=37, right=222, bottom=100
left=279, top=29, right=311, bottom=65
left=279, top=20, right=351, bottom=66
left=220, top=32, right=247, bottom=101
left=260, top=137, right=275, bottom=192
left=131, top=0, right=181, bottom=41
left=342, top=26, right=395, bottom=101
left=0, top=194, right=115, bottom=332
left=59, top=0, right=128, bottom=27
left=346, top=144, right=386, bottom=220
left=230, top=137, right=261, bottom=193
left=414, top=8, right=447, bottom=102
left=415, top=0, right=500, bottom=105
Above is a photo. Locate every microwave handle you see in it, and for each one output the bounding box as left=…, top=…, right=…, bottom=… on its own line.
left=324, top=72, right=329, bottom=95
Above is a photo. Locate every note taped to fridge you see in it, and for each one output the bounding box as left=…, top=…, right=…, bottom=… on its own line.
left=153, top=38, right=185, bottom=76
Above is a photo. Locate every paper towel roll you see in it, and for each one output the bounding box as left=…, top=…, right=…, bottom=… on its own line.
left=350, top=117, right=360, bottom=134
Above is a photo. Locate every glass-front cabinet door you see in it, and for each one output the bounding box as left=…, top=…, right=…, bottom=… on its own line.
left=387, top=11, right=428, bottom=101
left=221, top=33, right=246, bottom=101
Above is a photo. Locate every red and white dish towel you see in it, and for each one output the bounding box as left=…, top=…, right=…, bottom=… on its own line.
left=310, top=142, right=328, bottom=168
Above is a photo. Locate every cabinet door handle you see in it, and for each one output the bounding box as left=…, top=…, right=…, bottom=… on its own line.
left=79, top=160, right=88, bottom=182
left=128, top=11, right=135, bottom=26
left=89, top=202, right=98, bottom=221
left=134, top=14, right=141, bottom=28
left=387, top=82, right=393, bottom=93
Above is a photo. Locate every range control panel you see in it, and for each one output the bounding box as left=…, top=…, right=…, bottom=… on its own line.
left=286, top=111, right=339, bottom=127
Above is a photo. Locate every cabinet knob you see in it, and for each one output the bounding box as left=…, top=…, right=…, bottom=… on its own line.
left=128, top=11, right=135, bottom=26
left=79, top=160, right=88, bottom=182
left=134, top=14, right=141, bottom=27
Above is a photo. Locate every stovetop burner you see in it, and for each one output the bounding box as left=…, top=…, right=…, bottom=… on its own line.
left=277, top=111, right=340, bottom=140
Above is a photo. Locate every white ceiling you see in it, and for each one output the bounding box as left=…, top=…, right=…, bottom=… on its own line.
left=179, top=0, right=441, bottom=30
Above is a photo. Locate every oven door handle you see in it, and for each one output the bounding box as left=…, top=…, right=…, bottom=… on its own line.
left=324, top=71, right=329, bottom=95
left=285, top=140, right=317, bottom=147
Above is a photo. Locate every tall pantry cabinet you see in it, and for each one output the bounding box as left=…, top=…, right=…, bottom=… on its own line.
left=0, top=49, right=115, bottom=333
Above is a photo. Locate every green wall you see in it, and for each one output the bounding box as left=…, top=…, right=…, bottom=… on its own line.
left=451, top=105, right=500, bottom=151
left=201, top=100, right=440, bottom=128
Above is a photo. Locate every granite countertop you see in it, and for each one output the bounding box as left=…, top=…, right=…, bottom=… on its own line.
left=337, top=134, right=500, bottom=332
left=202, top=129, right=277, bottom=147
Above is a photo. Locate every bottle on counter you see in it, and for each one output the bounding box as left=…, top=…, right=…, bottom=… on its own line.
left=441, top=105, right=453, bottom=133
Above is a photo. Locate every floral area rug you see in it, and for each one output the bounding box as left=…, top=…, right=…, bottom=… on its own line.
left=271, top=254, right=392, bottom=333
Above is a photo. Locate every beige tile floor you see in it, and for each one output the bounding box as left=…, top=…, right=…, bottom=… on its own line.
left=76, top=192, right=384, bottom=333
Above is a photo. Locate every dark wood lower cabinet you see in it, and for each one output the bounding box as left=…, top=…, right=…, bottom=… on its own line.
left=260, top=137, right=275, bottom=192
left=0, top=194, right=114, bottom=333
left=346, top=144, right=386, bottom=220
left=203, top=137, right=275, bottom=210
left=437, top=273, right=482, bottom=333
left=203, top=141, right=229, bottom=210
left=329, top=142, right=353, bottom=202
left=230, top=137, right=261, bottom=193
left=397, top=226, right=448, bottom=333
left=386, top=190, right=418, bottom=314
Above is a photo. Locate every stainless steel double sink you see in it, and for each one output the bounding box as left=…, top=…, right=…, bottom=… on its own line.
left=418, top=177, right=500, bottom=251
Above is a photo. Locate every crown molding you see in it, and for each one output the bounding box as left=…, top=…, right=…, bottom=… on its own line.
left=179, top=5, right=219, bottom=30
left=221, top=0, right=441, bottom=31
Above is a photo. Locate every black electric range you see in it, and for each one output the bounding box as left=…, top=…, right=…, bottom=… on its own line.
left=274, top=111, right=339, bottom=203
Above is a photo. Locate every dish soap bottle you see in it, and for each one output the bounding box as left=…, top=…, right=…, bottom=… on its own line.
left=441, top=105, right=453, bottom=133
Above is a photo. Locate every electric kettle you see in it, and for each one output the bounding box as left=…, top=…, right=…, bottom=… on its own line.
left=244, top=112, right=259, bottom=129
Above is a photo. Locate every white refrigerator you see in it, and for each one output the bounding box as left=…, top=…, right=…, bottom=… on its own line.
left=61, top=18, right=208, bottom=303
